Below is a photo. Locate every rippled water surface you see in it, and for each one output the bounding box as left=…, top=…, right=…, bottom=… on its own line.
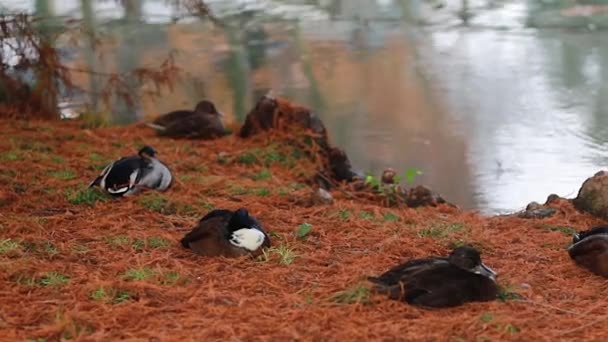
left=3, top=0, right=608, bottom=214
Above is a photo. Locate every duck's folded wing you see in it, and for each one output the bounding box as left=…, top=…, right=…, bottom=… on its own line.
left=402, top=267, right=474, bottom=307
left=152, top=110, right=192, bottom=127
left=199, top=209, right=234, bottom=223
left=368, top=257, right=448, bottom=286
left=568, top=235, right=608, bottom=258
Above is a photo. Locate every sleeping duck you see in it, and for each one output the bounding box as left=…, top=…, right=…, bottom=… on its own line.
left=180, top=208, right=271, bottom=258
left=368, top=246, right=498, bottom=308
left=147, top=100, right=225, bottom=139
left=568, top=225, right=608, bottom=277
left=88, top=146, right=172, bottom=197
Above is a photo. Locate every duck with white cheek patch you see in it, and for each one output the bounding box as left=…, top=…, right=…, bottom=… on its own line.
left=180, top=208, right=271, bottom=258
left=88, top=146, right=172, bottom=197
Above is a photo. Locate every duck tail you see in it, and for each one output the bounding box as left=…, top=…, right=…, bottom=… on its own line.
left=180, top=236, right=191, bottom=249
left=145, top=122, right=167, bottom=132
left=88, top=176, right=101, bottom=188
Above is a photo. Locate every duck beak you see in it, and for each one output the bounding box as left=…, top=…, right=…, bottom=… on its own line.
left=473, top=263, right=497, bottom=280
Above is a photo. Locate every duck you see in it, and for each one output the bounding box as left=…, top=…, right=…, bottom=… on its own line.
left=568, top=225, right=608, bottom=277
left=180, top=208, right=271, bottom=258
left=146, top=100, right=225, bottom=139
left=368, top=246, right=498, bottom=308
left=88, top=146, right=172, bottom=197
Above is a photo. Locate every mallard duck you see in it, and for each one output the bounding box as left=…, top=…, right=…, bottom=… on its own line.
left=568, top=225, right=608, bottom=277
left=88, top=146, right=172, bottom=197
left=147, top=100, right=225, bottom=139
left=180, top=208, right=271, bottom=258
left=368, top=246, right=498, bottom=308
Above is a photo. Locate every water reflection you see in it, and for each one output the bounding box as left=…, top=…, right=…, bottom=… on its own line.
left=3, top=0, right=608, bottom=213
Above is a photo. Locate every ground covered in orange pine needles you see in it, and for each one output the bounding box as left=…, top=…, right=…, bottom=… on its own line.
left=1, top=118, right=607, bottom=341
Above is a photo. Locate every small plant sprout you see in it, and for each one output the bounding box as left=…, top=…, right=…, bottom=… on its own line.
left=497, top=284, right=523, bottom=302
left=332, top=283, right=370, bottom=305
left=296, top=223, right=313, bottom=239
left=252, top=168, right=272, bottom=180
left=39, top=272, right=70, bottom=287
left=0, top=238, right=21, bottom=254
left=122, top=267, right=156, bottom=281
left=106, top=235, right=131, bottom=248
left=382, top=212, right=400, bottom=222
left=67, top=187, right=107, bottom=206
left=261, top=245, right=297, bottom=265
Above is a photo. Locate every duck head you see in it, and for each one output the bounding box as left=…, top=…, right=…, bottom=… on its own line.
left=572, top=225, right=608, bottom=244
left=138, top=146, right=157, bottom=159
left=227, top=208, right=266, bottom=252
left=195, top=100, right=224, bottom=117
left=448, top=246, right=497, bottom=281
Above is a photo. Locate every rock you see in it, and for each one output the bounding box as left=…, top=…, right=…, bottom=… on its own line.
left=406, top=186, right=446, bottom=208
left=545, top=194, right=561, bottom=205
left=312, top=188, right=333, bottom=205
left=573, top=171, right=608, bottom=219
left=519, top=201, right=557, bottom=219
left=381, top=168, right=396, bottom=185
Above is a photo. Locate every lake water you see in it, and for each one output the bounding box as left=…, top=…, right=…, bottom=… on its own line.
left=3, top=0, right=608, bottom=214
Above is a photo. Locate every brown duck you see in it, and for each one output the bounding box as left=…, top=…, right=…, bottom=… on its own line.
left=180, top=208, right=271, bottom=258
left=368, top=246, right=498, bottom=308
left=569, top=225, right=608, bottom=277
left=147, top=100, right=225, bottom=139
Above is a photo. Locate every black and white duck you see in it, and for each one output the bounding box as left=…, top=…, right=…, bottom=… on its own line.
left=568, top=225, right=608, bottom=277
left=147, top=100, right=225, bottom=139
left=88, top=146, right=172, bottom=197
left=368, top=246, right=498, bottom=308
left=180, top=208, right=271, bottom=258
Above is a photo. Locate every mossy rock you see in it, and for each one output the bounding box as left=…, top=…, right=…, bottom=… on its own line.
left=573, top=171, right=608, bottom=219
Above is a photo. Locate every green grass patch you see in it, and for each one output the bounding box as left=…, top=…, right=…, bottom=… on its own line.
left=497, top=284, right=523, bottom=302
left=337, top=209, right=351, bottom=221
left=48, top=170, right=76, bottom=181
left=260, top=244, right=297, bottom=265
left=162, top=271, right=182, bottom=286
left=480, top=312, right=493, bottom=323
left=252, top=188, right=271, bottom=197
left=50, top=155, right=64, bottom=164
left=106, top=235, right=131, bottom=248
left=39, top=272, right=70, bottom=287
left=539, top=225, right=576, bottom=236
left=296, top=223, right=312, bottom=239
left=331, top=283, right=370, bottom=305
left=147, top=236, right=170, bottom=249
left=236, top=145, right=302, bottom=168
left=382, top=212, right=400, bottom=222
left=1, top=151, right=21, bottom=161
left=418, top=223, right=464, bottom=239
left=67, top=188, right=108, bottom=206
left=71, top=244, right=89, bottom=254
left=44, top=242, right=59, bottom=257
left=122, top=266, right=156, bottom=281
left=139, top=195, right=171, bottom=213
left=0, top=238, right=21, bottom=254
left=251, top=168, right=272, bottom=181
left=90, top=287, right=133, bottom=304
left=358, top=211, right=375, bottom=220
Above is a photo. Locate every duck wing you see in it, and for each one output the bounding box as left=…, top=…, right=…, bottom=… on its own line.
left=137, top=158, right=173, bottom=191
left=400, top=265, right=477, bottom=307
left=161, top=114, right=224, bottom=139
left=180, top=213, right=232, bottom=248
left=368, top=257, right=448, bottom=287
left=568, top=234, right=608, bottom=276
left=151, top=110, right=194, bottom=128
